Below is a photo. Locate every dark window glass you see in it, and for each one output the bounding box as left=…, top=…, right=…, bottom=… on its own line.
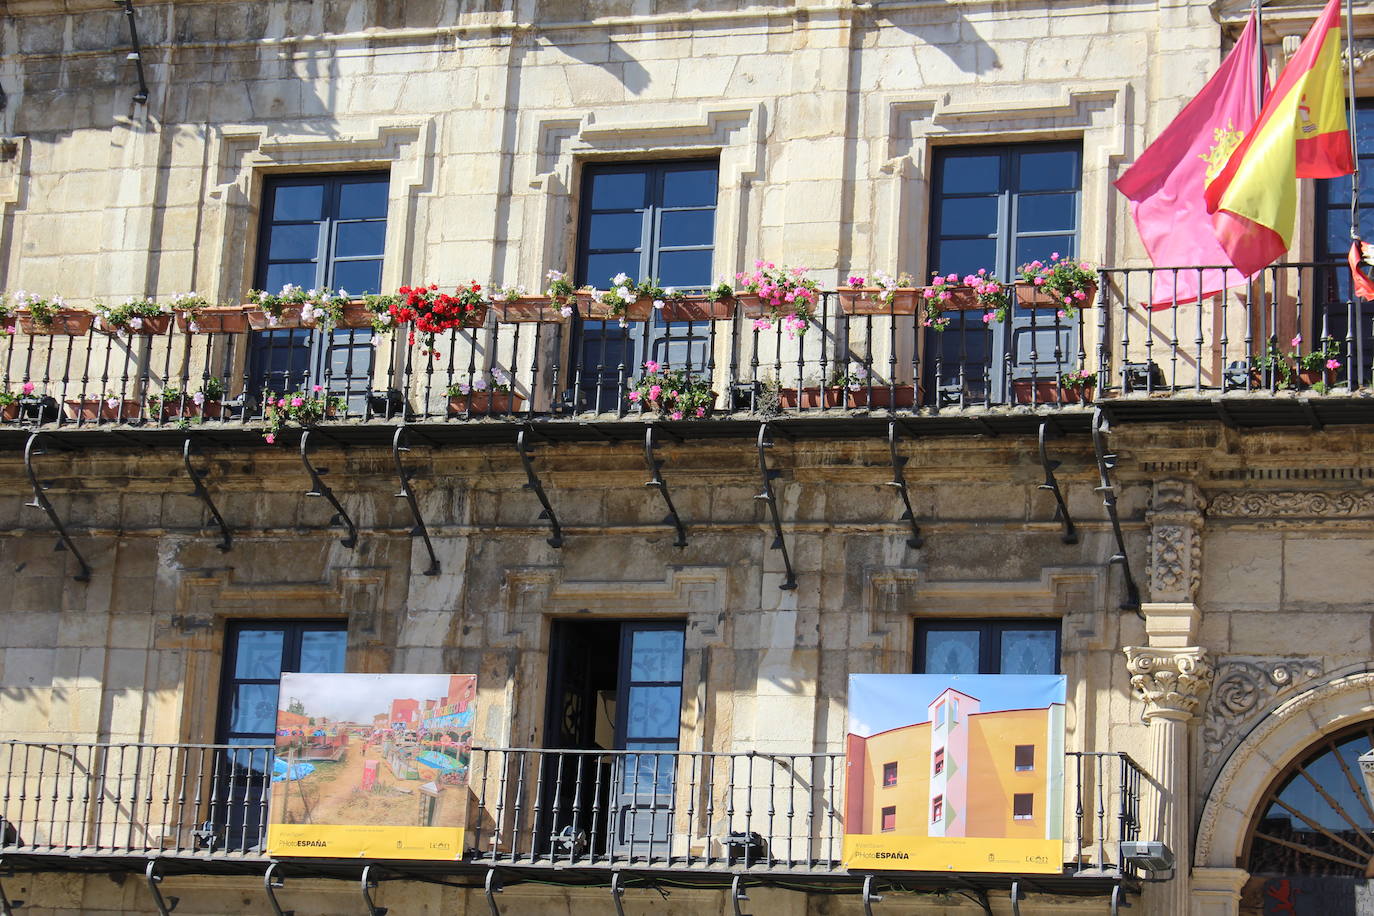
left=1315, top=103, right=1374, bottom=381
left=882, top=761, right=898, bottom=787
left=574, top=160, right=717, bottom=411
left=217, top=620, right=348, bottom=746
left=1015, top=745, right=1035, bottom=771
left=915, top=620, right=1061, bottom=675
left=1013, top=793, right=1034, bottom=819
left=250, top=173, right=388, bottom=408
left=933, top=747, right=945, bottom=775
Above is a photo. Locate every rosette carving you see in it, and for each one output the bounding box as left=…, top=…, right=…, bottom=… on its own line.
left=1124, top=647, right=1215, bottom=718
left=1199, top=657, right=1322, bottom=787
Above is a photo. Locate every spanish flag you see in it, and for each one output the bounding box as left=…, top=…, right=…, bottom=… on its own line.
left=1205, top=0, right=1354, bottom=277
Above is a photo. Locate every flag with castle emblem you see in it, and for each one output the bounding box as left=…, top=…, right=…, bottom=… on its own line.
left=1115, top=8, right=1265, bottom=308
left=1205, top=0, right=1355, bottom=277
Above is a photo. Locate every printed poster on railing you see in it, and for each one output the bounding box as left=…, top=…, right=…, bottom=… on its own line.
left=266, top=673, right=476, bottom=860
left=844, top=674, right=1066, bottom=873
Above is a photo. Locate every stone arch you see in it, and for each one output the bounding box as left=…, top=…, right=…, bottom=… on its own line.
left=1194, top=667, right=1374, bottom=868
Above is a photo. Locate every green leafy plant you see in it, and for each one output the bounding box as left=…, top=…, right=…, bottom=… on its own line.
left=249, top=284, right=350, bottom=331
left=1288, top=334, right=1342, bottom=372
left=445, top=368, right=512, bottom=398
left=1252, top=340, right=1294, bottom=388
left=1019, top=254, right=1097, bottom=318
left=362, top=293, right=400, bottom=334
left=628, top=361, right=715, bottom=419
left=94, top=297, right=171, bottom=333
left=1059, top=369, right=1097, bottom=390
left=11, top=291, right=68, bottom=327
left=735, top=261, right=819, bottom=336
left=545, top=269, right=577, bottom=317
left=261, top=387, right=344, bottom=444
left=829, top=361, right=870, bottom=389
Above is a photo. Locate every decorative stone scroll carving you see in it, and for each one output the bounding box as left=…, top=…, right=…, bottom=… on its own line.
left=1207, top=490, right=1374, bottom=518
left=1199, top=657, right=1323, bottom=788
left=1147, top=479, right=1204, bottom=603
left=1124, top=647, right=1215, bottom=719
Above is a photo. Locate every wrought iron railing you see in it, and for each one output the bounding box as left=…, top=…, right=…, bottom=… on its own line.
left=0, top=264, right=1364, bottom=432
left=2, top=739, right=1154, bottom=879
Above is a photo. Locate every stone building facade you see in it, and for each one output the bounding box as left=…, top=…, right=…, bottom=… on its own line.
left=3, top=0, right=1374, bottom=914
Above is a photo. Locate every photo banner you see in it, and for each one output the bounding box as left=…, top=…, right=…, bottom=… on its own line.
left=266, top=673, right=476, bottom=860
left=844, top=674, right=1067, bottom=873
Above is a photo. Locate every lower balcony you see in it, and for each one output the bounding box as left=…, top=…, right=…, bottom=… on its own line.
left=1, top=263, right=1372, bottom=449
left=0, top=740, right=1154, bottom=901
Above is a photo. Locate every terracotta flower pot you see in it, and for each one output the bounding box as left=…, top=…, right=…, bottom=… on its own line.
left=1297, top=367, right=1336, bottom=388
left=1012, top=380, right=1095, bottom=405
left=65, top=397, right=144, bottom=421
left=658, top=297, right=735, bottom=321
left=848, top=384, right=918, bottom=408
left=1, top=402, right=18, bottom=421
left=778, top=386, right=870, bottom=409
left=335, top=301, right=379, bottom=330
left=494, top=297, right=567, bottom=323
left=447, top=391, right=526, bottom=415
left=175, top=307, right=250, bottom=334
left=735, top=294, right=766, bottom=318
left=18, top=309, right=95, bottom=336
left=96, top=313, right=172, bottom=336
left=580, top=295, right=654, bottom=321
left=1015, top=281, right=1097, bottom=310
left=838, top=288, right=919, bottom=316
left=245, top=306, right=305, bottom=330
left=919, top=286, right=988, bottom=311
left=154, top=400, right=224, bottom=420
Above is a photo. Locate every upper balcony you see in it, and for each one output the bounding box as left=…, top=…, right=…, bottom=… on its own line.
left=0, top=262, right=1368, bottom=453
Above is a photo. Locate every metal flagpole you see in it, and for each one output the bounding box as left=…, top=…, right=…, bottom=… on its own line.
left=1252, top=0, right=1271, bottom=384
left=1345, top=0, right=1361, bottom=242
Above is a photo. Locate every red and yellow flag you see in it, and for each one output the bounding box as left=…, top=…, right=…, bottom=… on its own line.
left=1204, top=0, right=1355, bottom=276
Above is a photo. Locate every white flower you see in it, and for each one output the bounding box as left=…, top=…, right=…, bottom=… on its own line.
left=105, top=397, right=119, bottom=409
left=591, top=290, right=606, bottom=303
left=188, top=321, right=201, bottom=333
left=192, top=391, right=205, bottom=406
left=560, top=305, right=573, bottom=317
left=129, top=316, right=143, bottom=330
left=653, top=299, right=664, bottom=310
left=338, top=289, right=349, bottom=299
left=663, top=287, right=677, bottom=297
left=618, top=318, right=628, bottom=328
left=546, top=269, right=565, bottom=282
left=615, top=286, right=633, bottom=302
left=378, top=312, right=392, bottom=326
left=493, top=368, right=510, bottom=385
left=612, top=272, right=631, bottom=286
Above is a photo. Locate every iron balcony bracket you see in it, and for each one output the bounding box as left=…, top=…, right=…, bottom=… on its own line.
left=731, top=874, right=750, bottom=916
left=23, top=432, right=92, bottom=582
left=484, top=868, right=503, bottom=916
left=144, top=860, right=179, bottom=916
left=264, top=863, right=294, bottom=916
left=754, top=423, right=797, bottom=590
left=115, top=0, right=150, bottom=104
left=1037, top=421, right=1079, bottom=545
left=182, top=438, right=232, bottom=552
left=299, top=429, right=358, bottom=549
left=1110, top=882, right=1122, bottom=916
left=861, top=875, right=882, bottom=916
left=1010, top=880, right=1024, bottom=916
left=885, top=421, right=924, bottom=549
left=611, top=870, right=627, bottom=916
left=517, top=426, right=564, bottom=548
left=0, top=869, right=21, bottom=916
left=360, top=864, right=388, bottom=916
left=391, top=427, right=441, bottom=576
left=1091, top=409, right=1142, bottom=613
left=644, top=425, right=688, bottom=548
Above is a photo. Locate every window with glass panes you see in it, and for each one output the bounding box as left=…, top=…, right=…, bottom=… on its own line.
left=250, top=173, right=389, bottom=406
left=926, top=144, right=1081, bottom=405
left=574, top=161, right=718, bottom=411
left=1315, top=103, right=1374, bottom=384
left=914, top=620, right=1060, bottom=675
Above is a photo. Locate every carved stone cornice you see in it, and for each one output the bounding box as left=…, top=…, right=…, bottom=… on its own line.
left=1207, top=490, right=1374, bottom=518
left=1200, top=657, right=1323, bottom=789
left=1124, top=647, right=1215, bottom=720
left=1147, top=479, right=1204, bottom=603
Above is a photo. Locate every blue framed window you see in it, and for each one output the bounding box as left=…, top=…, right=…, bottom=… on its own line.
left=574, top=161, right=718, bottom=411
left=915, top=620, right=1060, bottom=675
left=1315, top=104, right=1374, bottom=380
left=249, top=173, right=389, bottom=402
left=926, top=144, right=1081, bottom=404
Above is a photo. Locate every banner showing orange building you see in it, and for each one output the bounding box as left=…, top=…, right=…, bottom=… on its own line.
left=844, top=674, right=1066, bottom=873
left=267, top=673, right=476, bottom=860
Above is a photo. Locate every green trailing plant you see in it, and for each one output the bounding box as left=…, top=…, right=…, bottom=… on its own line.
left=94, top=297, right=171, bottom=333
left=261, top=387, right=344, bottom=444
left=1019, top=254, right=1097, bottom=318
left=11, top=291, right=68, bottom=327
left=629, top=361, right=716, bottom=419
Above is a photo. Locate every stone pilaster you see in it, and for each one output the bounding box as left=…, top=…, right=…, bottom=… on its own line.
left=1124, top=646, right=1215, bottom=916
left=1146, top=478, right=1204, bottom=608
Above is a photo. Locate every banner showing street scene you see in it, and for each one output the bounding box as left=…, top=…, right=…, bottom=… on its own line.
left=844, top=674, right=1066, bottom=873
left=267, top=673, right=476, bottom=860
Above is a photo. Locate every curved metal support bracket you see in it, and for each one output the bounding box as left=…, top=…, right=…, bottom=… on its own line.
left=861, top=875, right=882, bottom=916
left=1091, top=409, right=1142, bottom=613
left=731, top=874, right=750, bottom=916
left=483, top=868, right=503, bottom=916
left=1037, top=421, right=1078, bottom=545
left=754, top=423, right=797, bottom=590
left=644, top=426, right=688, bottom=548
left=517, top=426, right=563, bottom=548
left=1110, top=882, right=1122, bottom=916
left=23, top=432, right=92, bottom=583
left=391, top=427, right=440, bottom=576
left=264, top=863, right=294, bottom=916
left=360, top=864, right=388, bottom=916
left=299, top=429, right=357, bottom=549
left=885, top=421, right=923, bottom=549
left=610, top=871, right=627, bottom=916
left=144, top=860, right=179, bottom=916
left=1010, top=880, right=1023, bottom=916
left=183, top=438, right=232, bottom=552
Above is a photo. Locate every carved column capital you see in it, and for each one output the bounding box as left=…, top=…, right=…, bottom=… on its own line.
left=1124, top=646, right=1214, bottom=720
left=1147, top=479, right=1205, bottom=604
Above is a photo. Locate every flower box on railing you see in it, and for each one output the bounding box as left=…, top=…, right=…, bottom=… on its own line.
left=154, top=400, right=225, bottom=421
left=578, top=294, right=655, bottom=321
left=174, top=307, right=250, bottom=334
left=64, top=397, right=144, bottom=421
left=493, top=297, right=568, bottom=323
left=96, top=314, right=172, bottom=336
left=837, top=288, right=919, bottom=316
left=1015, top=282, right=1097, bottom=309
left=1012, top=380, right=1095, bottom=405
left=447, top=392, right=525, bottom=415
left=245, top=306, right=305, bottom=330
left=658, top=297, right=735, bottom=322
left=849, top=384, right=918, bottom=408
left=18, top=309, right=94, bottom=336
left=336, top=301, right=379, bottom=330
left=779, top=386, right=866, bottom=409
left=735, top=294, right=766, bottom=319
